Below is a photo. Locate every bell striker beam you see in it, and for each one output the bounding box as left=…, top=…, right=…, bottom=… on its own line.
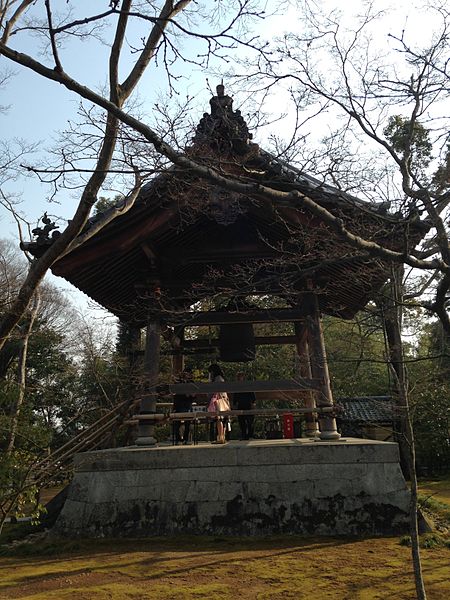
left=135, top=320, right=161, bottom=446
left=305, top=293, right=341, bottom=440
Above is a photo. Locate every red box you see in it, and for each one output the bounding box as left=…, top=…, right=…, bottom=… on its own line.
left=283, top=413, right=294, bottom=439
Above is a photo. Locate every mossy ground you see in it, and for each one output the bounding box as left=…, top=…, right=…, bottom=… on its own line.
left=0, top=535, right=449, bottom=599
left=0, top=478, right=449, bottom=600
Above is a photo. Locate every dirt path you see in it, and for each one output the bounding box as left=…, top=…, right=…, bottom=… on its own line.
left=0, top=536, right=449, bottom=600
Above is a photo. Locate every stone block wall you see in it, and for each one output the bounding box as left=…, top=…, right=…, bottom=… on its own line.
left=54, top=439, right=410, bottom=537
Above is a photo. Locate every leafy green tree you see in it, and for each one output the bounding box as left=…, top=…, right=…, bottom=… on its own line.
left=25, top=326, right=79, bottom=443
left=324, top=313, right=389, bottom=397
left=384, top=116, right=433, bottom=178
left=409, top=319, right=450, bottom=474
left=94, top=195, right=125, bottom=216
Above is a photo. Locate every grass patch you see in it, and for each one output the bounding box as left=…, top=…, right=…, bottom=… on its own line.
left=399, top=532, right=449, bottom=549
left=2, top=536, right=447, bottom=600
left=418, top=494, right=450, bottom=525
left=422, top=533, right=447, bottom=549
left=399, top=535, right=411, bottom=547
left=418, top=475, right=450, bottom=539
left=419, top=475, right=450, bottom=505
left=400, top=532, right=450, bottom=549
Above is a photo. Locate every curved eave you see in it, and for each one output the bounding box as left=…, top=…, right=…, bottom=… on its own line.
left=44, top=148, right=427, bottom=325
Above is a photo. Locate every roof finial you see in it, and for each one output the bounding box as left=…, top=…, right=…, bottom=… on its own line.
left=193, top=80, right=253, bottom=155
left=216, top=80, right=225, bottom=97
left=210, top=81, right=232, bottom=115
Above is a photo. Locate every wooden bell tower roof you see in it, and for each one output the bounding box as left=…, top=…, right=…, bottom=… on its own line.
left=44, top=86, right=425, bottom=326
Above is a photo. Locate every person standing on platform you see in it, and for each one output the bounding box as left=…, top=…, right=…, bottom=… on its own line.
left=173, top=368, right=195, bottom=444
left=207, top=363, right=231, bottom=444
left=233, top=371, right=256, bottom=440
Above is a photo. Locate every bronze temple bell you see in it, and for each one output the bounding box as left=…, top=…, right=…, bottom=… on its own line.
left=218, top=300, right=256, bottom=362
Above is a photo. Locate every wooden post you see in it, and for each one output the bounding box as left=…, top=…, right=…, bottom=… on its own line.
left=135, top=320, right=161, bottom=446
left=172, top=327, right=184, bottom=377
left=126, top=325, right=142, bottom=446
left=294, top=322, right=319, bottom=437
left=305, top=293, right=341, bottom=440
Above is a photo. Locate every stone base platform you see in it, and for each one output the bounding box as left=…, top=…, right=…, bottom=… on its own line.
left=55, top=438, right=410, bottom=537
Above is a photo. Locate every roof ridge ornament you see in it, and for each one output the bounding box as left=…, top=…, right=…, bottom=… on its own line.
left=210, top=82, right=233, bottom=115
left=193, top=83, right=254, bottom=156
left=20, top=212, right=61, bottom=258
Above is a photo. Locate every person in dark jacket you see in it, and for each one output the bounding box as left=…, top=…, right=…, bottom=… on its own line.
left=173, top=368, right=195, bottom=444
left=233, top=371, right=256, bottom=440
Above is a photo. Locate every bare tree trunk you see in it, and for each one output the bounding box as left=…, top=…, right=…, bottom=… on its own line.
left=379, top=276, right=410, bottom=476
left=403, top=384, right=427, bottom=600
left=6, top=291, right=40, bottom=455
left=382, top=269, right=427, bottom=600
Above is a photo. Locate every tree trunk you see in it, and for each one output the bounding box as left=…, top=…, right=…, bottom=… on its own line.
left=381, top=269, right=427, bottom=600
left=6, top=292, right=40, bottom=455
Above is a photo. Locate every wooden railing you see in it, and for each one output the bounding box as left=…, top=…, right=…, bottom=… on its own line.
left=125, top=405, right=339, bottom=426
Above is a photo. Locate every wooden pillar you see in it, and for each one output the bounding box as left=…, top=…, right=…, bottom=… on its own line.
left=305, top=294, right=341, bottom=440
left=135, top=320, right=160, bottom=446
left=294, top=322, right=319, bottom=437
left=172, top=328, right=184, bottom=377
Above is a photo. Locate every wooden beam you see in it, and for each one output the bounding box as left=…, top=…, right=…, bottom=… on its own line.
left=127, top=405, right=339, bottom=425
left=52, top=210, right=173, bottom=275
left=140, top=242, right=157, bottom=263
left=294, top=321, right=308, bottom=348
left=164, top=249, right=276, bottom=264
left=295, top=321, right=319, bottom=436
left=161, top=348, right=217, bottom=356
left=182, top=335, right=297, bottom=349
left=149, top=378, right=320, bottom=396
left=153, top=390, right=315, bottom=401
left=172, top=327, right=184, bottom=375
left=168, top=308, right=306, bottom=326
left=132, top=406, right=337, bottom=423
left=306, top=293, right=340, bottom=440
left=166, top=406, right=338, bottom=418
left=136, top=320, right=161, bottom=445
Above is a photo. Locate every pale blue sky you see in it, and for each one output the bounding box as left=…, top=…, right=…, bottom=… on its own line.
left=0, top=0, right=442, bottom=313
left=1, top=0, right=435, bottom=236
left=0, top=4, right=209, bottom=236
left=0, top=2, right=274, bottom=312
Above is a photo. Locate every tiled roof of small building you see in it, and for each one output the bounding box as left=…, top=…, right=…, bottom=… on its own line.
left=337, top=396, right=398, bottom=422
